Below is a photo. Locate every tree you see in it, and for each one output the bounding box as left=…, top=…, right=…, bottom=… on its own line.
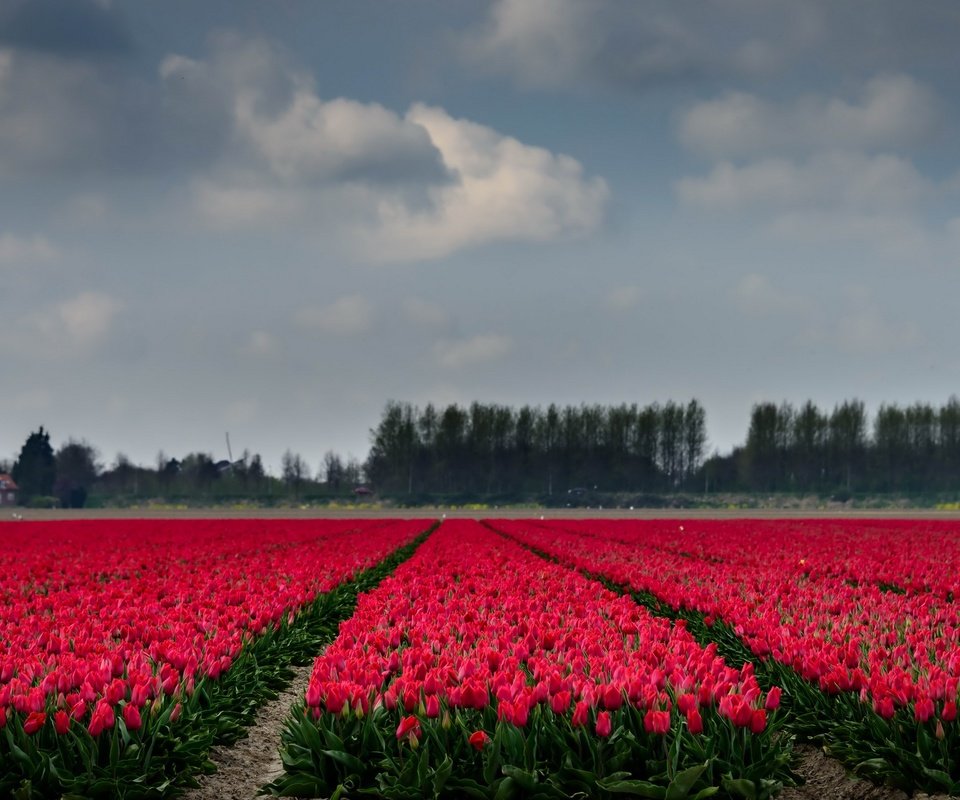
left=54, top=439, right=99, bottom=508
left=12, top=427, right=56, bottom=504
left=321, top=451, right=345, bottom=490
left=282, top=449, right=310, bottom=497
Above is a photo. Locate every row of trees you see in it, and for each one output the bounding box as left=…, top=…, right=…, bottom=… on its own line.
left=7, top=396, right=960, bottom=506
left=364, top=400, right=708, bottom=496
left=725, top=398, right=960, bottom=493
left=3, top=429, right=362, bottom=507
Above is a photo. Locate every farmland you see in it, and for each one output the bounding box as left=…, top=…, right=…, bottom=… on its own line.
left=0, top=518, right=958, bottom=798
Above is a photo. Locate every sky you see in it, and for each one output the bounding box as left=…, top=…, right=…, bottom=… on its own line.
left=2, top=0, right=960, bottom=475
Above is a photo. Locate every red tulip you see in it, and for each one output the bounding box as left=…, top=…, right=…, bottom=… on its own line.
left=468, top=730, right=489, bottom=750
left=643, top=709, right=670, bottom=735
left=23, top=711, right=46, bottom=735
left=685, top=707, right=703, bottom=735
left=571, top=700, right=590, bottom=728
left=595, top=710, right=612, bottom=737
left=396, top=715, right=421, bottom=742
left=54, top=710, right=70, bottom=735
left=764, top=686, right=782, bottom=711
left=123, top=703, right=142, bottom=732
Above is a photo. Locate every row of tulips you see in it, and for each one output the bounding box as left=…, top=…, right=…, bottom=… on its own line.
left=270, top=520, right=795, bottom=799
left=490, top=518, right=960, bottom=793
left=0, top=518, right=432, bottom=798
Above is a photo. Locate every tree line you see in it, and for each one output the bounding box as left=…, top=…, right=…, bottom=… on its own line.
left=716, top=397, right=960, bottom=494
left=2, top=427, right=362, bottom=508
left=5, top=396, right=960, bottom=507
left=364, top=400, right=707, bottom=497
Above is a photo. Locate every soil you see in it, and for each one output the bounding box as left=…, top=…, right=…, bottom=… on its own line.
left=182, top=664, right=314, bottom=800
left=780, top=744, right=950, bottom=800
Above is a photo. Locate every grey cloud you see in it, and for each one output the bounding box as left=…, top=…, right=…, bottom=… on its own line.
left=466, top=0, right=960, bottom=93
left=680, top=75, right=942, bottom=160
left=0, top=0, right=133, bottom=58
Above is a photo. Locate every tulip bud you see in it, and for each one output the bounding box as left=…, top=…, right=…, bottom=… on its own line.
left=468, top=730, right=489, bottom=750
left=595, top=711, right=612, bottom=737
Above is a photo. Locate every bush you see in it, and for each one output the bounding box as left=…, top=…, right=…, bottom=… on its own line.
left=26, top=495, right=60, bottom=509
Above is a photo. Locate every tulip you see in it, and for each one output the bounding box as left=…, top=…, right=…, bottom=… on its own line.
left=87, top=700, right=115, bottom=737
left=643, top=709, right=670, bottom=735
left=54, top=709, right=70, bottom=735
left=23, top=711, right=46, bottom=735
left=425, top=694, right=440, bottom=719
left=686, top=707, right=703, bottom=735
left=571, top=700, right=590, bottom=728
left=942, top=700, right=957, bottom=722
left=764, top=686, right=782, bottom=712
left=468, top=730, right=489, bottom=750
left=396, top=715, right=421, bottom=743
left=595, top=710, right=612, bottom=737
left=123, top=703, right=143, bottom=732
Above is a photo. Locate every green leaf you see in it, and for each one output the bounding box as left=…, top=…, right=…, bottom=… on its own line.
left=320, top=748, right=366, bottom=774
left=721, top=777, right=757, bottom=800
left=666, top=764, right=707, bottom=800
left=595, top=777, right=666, bottom=798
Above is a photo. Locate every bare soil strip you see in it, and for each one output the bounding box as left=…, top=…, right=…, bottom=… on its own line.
left=780, top=744, right=949, bottom=800
left=182, top=664, right=314, bottom=800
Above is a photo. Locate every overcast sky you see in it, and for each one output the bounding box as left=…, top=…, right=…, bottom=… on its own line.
left=2, top=0, right=960, bottom=474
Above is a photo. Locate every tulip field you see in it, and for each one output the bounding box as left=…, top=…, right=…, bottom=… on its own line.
left=1, top=517, right=959, bottom=798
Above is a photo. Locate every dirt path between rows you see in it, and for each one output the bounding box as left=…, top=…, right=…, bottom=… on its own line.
left=182, top=665, right=313, bottom=800
left=780, top=744, right=950, bottom=800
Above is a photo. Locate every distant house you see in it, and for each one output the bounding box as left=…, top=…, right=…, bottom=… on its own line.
left=353, top=486, right=374, bottom=498
left=0, top=474, right=19, bottom=507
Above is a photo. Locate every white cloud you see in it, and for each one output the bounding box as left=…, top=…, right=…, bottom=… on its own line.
left=357, top=104, right=608, bottom=262
left=294, top=295, right=374, bottom=336
left=680, top=75, right=940, bottom=159
left=0, top=233, right=59, bottom=265
left=434, top=334, right=512, bottom=369
left=178, top=36, right=605, bottom=261
left=3, top=291, right=122, bottom=359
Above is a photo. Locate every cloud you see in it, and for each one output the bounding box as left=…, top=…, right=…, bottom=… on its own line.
left=466, top=1, right=960, bottom=93
left=2, top=291, right=122, bottom=359
left=676, top=152, right=931, bottom=213
left=356, top=104, right=607, bottom=262
left=294, top=295, right=374, bottom=336
left=0, top=0, right=133, bottom=57
left=0, top=233, right=58, bottom=265
left=680, top=75, right=940, bottom=159
left=0, top=30, right=605, bottom=260
left=167, top=34, right=448, bottom=190
left=183, top=37, right=606, bottom=261
left=434, top=333, right=512, bottom=369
